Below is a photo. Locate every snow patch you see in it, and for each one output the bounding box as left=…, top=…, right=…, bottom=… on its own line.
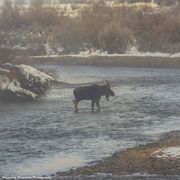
left=17, top=64, right=54, bottom=84
left=0, top=78, right=10, bottom=90
left=0, top=80, right=37, bottom=101
left=32, top=49, right=180, bottom=58
left=152, top=146, right=180, bottom=159
left=78, top=49, right=108, bottom=56
left=0, top=68, right=9, bottom=76
left=170, top=52, right=180, bottom=57
left=7, top=82, right=37, bottom=99
left=12, top=44, right=28, bottom=50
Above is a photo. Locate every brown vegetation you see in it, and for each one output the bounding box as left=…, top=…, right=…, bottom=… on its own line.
left=1, top=0, right=180, bottom=56
left=0, top=48, right=14, bottom=64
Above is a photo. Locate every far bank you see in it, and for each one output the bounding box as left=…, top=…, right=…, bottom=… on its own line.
left=13, top=55, right=180, bottom=69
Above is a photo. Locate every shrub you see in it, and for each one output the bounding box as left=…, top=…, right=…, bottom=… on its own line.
left=1, top=0, right=180, bottom=54
left=98, top=22, right=133, bottom=53
left=0, top=48, right=14, bottom=64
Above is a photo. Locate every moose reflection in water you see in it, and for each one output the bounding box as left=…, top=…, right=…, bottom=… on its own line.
left=73, top=80, right=115, bottom=112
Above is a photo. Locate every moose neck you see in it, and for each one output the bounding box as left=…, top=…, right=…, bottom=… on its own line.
left=99, top=85, right=108, bottom=96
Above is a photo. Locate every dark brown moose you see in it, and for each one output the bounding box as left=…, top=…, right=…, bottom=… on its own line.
left=73, top=80, right=115, bottom=112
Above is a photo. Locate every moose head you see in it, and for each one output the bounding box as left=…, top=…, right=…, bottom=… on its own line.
left=103, top=80, right=115, bottom=101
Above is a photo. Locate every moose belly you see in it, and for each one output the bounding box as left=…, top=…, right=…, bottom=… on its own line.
left=74, top=86, right=99, bottom=101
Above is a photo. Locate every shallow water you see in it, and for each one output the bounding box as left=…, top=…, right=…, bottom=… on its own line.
left=0, top=65, right=180, bottom=178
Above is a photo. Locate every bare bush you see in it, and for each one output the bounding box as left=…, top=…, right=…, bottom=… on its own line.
left=1, top=0, right=180, bottom=54
left=0, top=48, right=14, bottom=64
left=98, top=23, right=133, bottom=53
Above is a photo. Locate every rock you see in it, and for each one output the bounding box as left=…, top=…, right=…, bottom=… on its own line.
left=0, top=63, right=56, bottom=102
left=3, top=63, right=13, bottom=69
left=0, top=68, right=9, bottom=76
left=0, top=80, right=37, bottom=102
left=15, top=64, right=55, bottom=94
left=5, top=64, right=55, bottom=95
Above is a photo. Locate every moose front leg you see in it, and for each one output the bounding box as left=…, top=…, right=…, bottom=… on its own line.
left=73, top=99, right=79, bottom=113
left=96, top=100, right=101, bottom=112
left=91, top=100, right=95, bottom=112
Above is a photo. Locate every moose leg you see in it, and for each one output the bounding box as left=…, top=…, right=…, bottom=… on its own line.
left=73, top=99, right=79, bottom=112
left=96, top=100, right=101, bottom=112
left=91, top=100, right=95, bottom=112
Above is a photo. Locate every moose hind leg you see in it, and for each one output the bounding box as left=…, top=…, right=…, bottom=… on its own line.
left=73, top=99, right=79, bottom=112
left=96, top=100, right=101, bottom=112
left=91, top=100, right=95, bottom=112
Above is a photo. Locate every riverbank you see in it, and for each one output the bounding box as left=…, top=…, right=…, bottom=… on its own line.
left=13, top=55, right=180, bottom=69
left=55, top=132, right=180, bottom=178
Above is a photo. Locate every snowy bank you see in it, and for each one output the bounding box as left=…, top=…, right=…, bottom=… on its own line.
left=13, top=50, right=180, bottom=69
left=55, top=132, right=180, bottom=177
left=31, top=49, right=180, bottom=58
left=152, top=146, right=180, bottom=159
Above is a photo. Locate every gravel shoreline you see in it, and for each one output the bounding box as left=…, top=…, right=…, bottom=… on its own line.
left=55, top=132, right=180, bottom=178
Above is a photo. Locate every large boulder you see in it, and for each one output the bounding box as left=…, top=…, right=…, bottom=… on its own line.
left=4, top=64, right=55, bottom=95
left=0, top=64, right=56, bottom=102
left=0, top=79, right=37, bottom=102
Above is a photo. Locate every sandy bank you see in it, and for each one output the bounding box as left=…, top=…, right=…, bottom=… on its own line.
left=55, top=132, right=180, bottom=177
left=13, top=55, right=180, bottom=69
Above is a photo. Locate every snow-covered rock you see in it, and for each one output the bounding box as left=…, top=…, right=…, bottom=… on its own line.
left=0, top=80, right=37, bottom=102
left=0, top=68, right=9, bottom=76
left=7, top=64, right=55, bottom=95
left=0, top=63, right=56, bottom=102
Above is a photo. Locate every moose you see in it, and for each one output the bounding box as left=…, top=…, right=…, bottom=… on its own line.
left=73, top=80, right=115, bottom=112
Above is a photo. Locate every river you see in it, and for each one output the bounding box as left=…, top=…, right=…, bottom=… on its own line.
left=0, top=65, right=180, bottom=178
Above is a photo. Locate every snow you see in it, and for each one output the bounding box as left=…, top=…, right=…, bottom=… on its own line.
left=17, top=64, right=54, bottom=84
left=45, top=43, right=54, bottom=56
left=0, top=79, right=37, bottom=100
left=0, top=64, right=55, bottom=102
left=0, top=68, right=9, bottom=76
left=170, top=52, right=180, bottom=57
left=152, top=146, right=180, bottom=159
left=0, top=78, right=9, bottom=90
left=12, top=44, right=28, bottom=50
left=7, top=81, right=37, bottom=99
left=31, top=52, right=176, bottom=58
left=31, top=47, right=180, bottom=58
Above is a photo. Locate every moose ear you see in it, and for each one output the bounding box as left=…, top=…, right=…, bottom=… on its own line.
left=104, top=80, right=110, bottom=88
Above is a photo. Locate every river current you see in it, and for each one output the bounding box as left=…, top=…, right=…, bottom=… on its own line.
left=0, top=65, right=180, bottom=178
